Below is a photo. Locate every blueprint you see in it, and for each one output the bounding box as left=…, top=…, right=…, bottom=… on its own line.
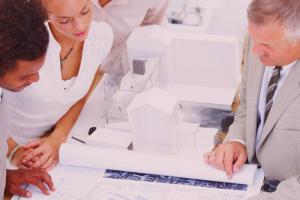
left=103, top=169, right=248, bottom=191
left=23, top=178, right=247, bottom=200
left=14, top=164, right=264, bottom=200
left=12, top=143, right=264, bottom=200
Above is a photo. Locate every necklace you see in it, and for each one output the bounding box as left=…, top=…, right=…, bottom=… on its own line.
left=60, top=40, right=75, bottom=72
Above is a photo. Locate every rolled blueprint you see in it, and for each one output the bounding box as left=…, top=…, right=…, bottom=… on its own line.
left=60, top=143, right=257, bottom=185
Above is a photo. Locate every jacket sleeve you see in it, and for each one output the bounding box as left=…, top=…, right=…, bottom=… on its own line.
left=249, top=175, right=300, bottom=200
left=140, top=0, right=169, bottom=27
left=224, top=34, right=252, bottom=143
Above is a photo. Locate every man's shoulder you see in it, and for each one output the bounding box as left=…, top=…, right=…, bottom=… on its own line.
left=0, top=89, right=12, bottom=138
left=245, top=34, right=255, bottom=61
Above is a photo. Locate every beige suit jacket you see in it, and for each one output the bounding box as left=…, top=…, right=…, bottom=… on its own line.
left=224, top=34, right=300, bottom=199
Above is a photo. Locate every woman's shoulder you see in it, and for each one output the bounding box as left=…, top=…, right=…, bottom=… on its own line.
left=86, top=21, right=113, bottom=43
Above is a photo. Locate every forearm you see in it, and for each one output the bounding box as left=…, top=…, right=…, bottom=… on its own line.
left=51, top=97, right=87, bottom=142
left=224, top=77, right=247, bottom=142
left=224, top=34, right=252, bottom=143
left=6, top=137, right=19, bottom=158
left=224, top=95, right=247, bottom=142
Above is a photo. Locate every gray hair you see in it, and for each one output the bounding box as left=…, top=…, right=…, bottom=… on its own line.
left=247, top=0, right=300, bottom=44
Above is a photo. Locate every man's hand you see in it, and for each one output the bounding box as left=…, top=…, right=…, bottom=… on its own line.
left=5, top=169, right=56, bottom=198
left=203, top=141, right=247, bottom=180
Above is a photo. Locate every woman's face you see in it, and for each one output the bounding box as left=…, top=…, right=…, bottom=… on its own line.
left=46, top=0, right=93, bottom=41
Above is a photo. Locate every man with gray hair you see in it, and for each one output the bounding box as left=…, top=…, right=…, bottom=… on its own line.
left=204, top=0, right=300, bottom=199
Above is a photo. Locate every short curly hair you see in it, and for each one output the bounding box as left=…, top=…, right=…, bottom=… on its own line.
left=0, top=0, right=49, bottom=78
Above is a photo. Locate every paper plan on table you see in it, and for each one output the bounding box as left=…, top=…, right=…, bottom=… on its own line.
left=59, top=144, right=258, bottom=185
left=14, top=163, right=264, bottom=200
left=103, top=169, right=248, bottom=191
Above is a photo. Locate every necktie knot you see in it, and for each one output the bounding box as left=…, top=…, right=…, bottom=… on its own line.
left=275, top=66, right=282, bottom=70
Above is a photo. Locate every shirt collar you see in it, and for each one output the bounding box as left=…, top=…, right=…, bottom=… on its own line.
left=281, top=60, right=298, bottom=75
left=267, top=60, right=298, bottom=75
left=45, top=22, right=61, bottom=52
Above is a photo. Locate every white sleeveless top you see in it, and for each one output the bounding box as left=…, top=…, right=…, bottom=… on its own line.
left=7, top=21, right=113, bottom=145
left=62, top=77, right=77, bottom=94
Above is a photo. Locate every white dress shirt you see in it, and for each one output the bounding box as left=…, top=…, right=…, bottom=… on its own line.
left=0, top=87, right=12, bottom=198
left=91, top=0, right=169, bottom=73
left=232, top=60, right=297, bottom=151
left=6, top=21, right=113, bottom=145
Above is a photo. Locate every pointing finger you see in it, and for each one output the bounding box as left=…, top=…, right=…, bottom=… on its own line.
left=224, top=149, right=235, bottom=180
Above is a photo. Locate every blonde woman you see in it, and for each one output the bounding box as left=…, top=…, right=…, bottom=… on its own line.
left=6, top=0, right=113, bottom=171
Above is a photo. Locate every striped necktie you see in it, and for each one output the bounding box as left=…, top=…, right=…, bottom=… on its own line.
left=265, top=66, right=282, bottom=123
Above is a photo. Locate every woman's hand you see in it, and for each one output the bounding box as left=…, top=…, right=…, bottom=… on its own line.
left=11, top=147, right=42, bottom=169
left=22, top=135, right=62, bottom=172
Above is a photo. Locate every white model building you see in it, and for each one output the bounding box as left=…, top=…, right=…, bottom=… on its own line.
left=126, top=87, right=181, bottom=155
left=127, top=25, right=239, bottom=110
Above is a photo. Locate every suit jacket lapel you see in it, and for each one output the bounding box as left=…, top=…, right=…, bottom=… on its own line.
left=257, top=60, right=300, bottom=151
left=246, top=56, right=265, bottom=162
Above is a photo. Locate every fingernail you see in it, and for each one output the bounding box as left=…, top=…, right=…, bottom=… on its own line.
left=47, top=191, right=51, bottom=195
left=23, top=159, right=27, bottom=163
left=227, top=175, right=231, bottom=180
left=26, top=192, right=32, bottom=197
left=29, top=168, right=33, bottom=170
left=234, top=167, right=240, bottom=173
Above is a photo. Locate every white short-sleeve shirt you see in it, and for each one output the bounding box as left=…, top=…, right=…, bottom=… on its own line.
left=7, top=21, right=113, bottom=145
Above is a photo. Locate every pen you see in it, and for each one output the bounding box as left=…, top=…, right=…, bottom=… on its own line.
left=72, top=136, right=85, bottom=144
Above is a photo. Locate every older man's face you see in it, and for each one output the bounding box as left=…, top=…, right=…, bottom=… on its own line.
left=248, top=22, right=300, bottom=66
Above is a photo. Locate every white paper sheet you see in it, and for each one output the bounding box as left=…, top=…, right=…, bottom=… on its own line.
left=14, top=163, right=264, bottom=200
left=60, top=143, right=257, bottom=185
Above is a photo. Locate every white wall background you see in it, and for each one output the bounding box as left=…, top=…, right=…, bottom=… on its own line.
left=168, top=0, right=252, bottom=66
left=207, top=0, right=252, bottom=62
left=207, top=0, right=251, bottom=37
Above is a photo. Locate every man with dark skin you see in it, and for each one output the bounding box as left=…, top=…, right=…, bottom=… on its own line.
left=0, top=0, right=55, bottom=198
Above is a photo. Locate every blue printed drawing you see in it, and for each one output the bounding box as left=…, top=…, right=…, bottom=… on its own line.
left=103, top=169, right=248, bottom=191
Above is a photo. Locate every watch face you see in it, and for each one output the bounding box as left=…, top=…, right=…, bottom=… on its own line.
left=261, top=180, right=281, bottom=193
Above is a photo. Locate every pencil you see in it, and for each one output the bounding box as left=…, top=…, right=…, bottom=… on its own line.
left=72, top=136, right=85, bottom=144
